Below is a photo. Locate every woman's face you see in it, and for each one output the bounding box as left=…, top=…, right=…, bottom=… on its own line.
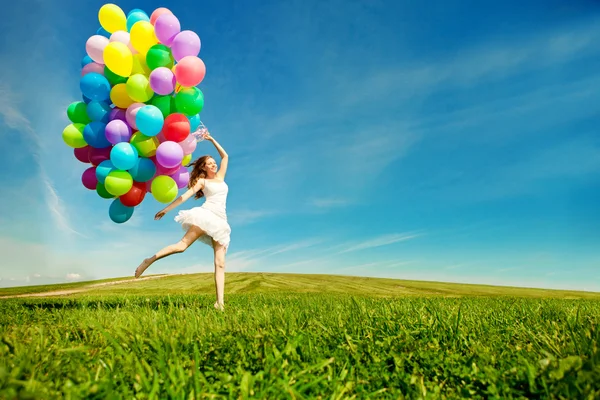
left=204, top=157, right=218, bottom=174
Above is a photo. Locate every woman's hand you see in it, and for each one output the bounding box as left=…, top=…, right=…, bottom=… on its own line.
left=154, top=209, right=167, bottom=220
left=201, top=130, right=213, bottom=141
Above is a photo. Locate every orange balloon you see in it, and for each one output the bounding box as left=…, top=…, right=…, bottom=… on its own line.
left=150, top=7, right=172, bottom=25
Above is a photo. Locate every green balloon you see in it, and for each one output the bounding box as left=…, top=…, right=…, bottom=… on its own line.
left=126, top=74, right=154, bottom=103
left=151, top=175, right=178, bottom=203
left=62, top=123, right=87, bottom=148
left=146, top=44, right=174, bottom=70
left=151, top=95, right=177, bottom=118
left=96, top=182, right=115, bottom=199
left=175, top=87, right=204, bottom=116
left=104, top=170, right=133, bottom=197
left=67, top=102, right=91, bottom=124
left=104, top=66, right=127, bottom=86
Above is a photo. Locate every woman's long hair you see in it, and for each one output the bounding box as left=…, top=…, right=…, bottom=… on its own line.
left=186, top=155, right=213, bottom=199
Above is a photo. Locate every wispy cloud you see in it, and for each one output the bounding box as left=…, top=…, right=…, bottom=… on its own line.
left=336, top=232, right=423, bottom=254
left=309, top=197, right=352, bottom=209
left=227, top=209, right=278, bottom=226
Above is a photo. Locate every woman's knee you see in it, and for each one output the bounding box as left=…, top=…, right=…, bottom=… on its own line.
left=174, top=241, right=189, bottom=253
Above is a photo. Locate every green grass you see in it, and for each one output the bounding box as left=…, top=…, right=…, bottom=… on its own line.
left=0, top=276, right=151, bottom=297
left=1, top=274, right=599, bottom=398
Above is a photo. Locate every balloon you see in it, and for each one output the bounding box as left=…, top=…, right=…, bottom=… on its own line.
left=156, top=141, right=184, bottom=168
left=105, top=119, right=132, bottom=144
left=104, top=65, right=128, bottom=86
left=146, top=44, right=174, bottom=70
left=180, top=133, right=197, bottom=155
left=89, top=146, right=112, bottom=166
left=171, top=30, right=201, bottom=62
left=131, top=53, right=151, bottom=76
left=151, top=175, right=178, bottom=203
left=86, top=100, right=112, bottom=123
left=126, top=10, right=150, bottom=32
left=109, top=199, right=134, bottom=223
left=67, top=102, right=91, bottom=124
left=109, top=30, right=134, bottom=51
left=187, top=114, right=200, bottom=131
left=126, top=74, right=154, bottom=102
left=85, top=35, right=109, bottom=64
left=156, top=162, right=180, bottom=176
left=82, top=167, right=98, bottom=190
left=151, top=95, right=177, bottom=118
left=83, top=122, right=111, bottom=148
left=62, top=123, right=87, bottom=148
left=130, top=132, right=159, bottom=157
left=182, top=154, right=192, bottom=166
left=80, top=72, right=111, bottom=102
left=98, top=4, right=127, bottom=33
left=150, top=7, right=172, bottom=25
left=119, top=181, right=146, bottom=207
left=129, top=157, right=156, bottom=182
left=149, top=67, right=176, bottom=95
left=154, top=14, right=180, bottom=46
left=162, top=113, right=190, bottom=142
left=174, top=56, right=206, bottom=87
left=175, top=87, right=204, bottom=115
left=110, top=83, right=135, bottom=108
left=109, top=107, right=127, bottom=122
left=125, top=102, right=145, bottom=130
left=110, top=142, right=139, bottom=170
left=171, top=166, right=190, bottom=189
left=96, top=160, right=115, bottom=184
left=103, top=41, right=133, bottom=77
left=130, top=21, right=158, bottom=55
left=105, top=170, right=133, bottom=196
left=81, top=62, right=105, bottom=77
left=136, top=105, right=164, bottom=136
left=74, top=146, right=91, bottom=163
left=96, top=182, right=115, bottom=199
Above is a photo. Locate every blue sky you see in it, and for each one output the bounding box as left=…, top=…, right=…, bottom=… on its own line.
left=1, top=0, right=599, bottom=291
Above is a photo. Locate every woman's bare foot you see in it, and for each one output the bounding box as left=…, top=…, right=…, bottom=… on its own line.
left=135, top=258, right=153, bottom=278
left=214, top=302, right=224, bottom=311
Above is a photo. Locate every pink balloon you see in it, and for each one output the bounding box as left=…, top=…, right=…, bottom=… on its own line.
left=171, top=30, right=201, bottom=62
left=154, top=14, right=181, bottom=46
left=171, top=166, right=190, bottom=189
left=156, top=131, right=167, bottom=143
left=156, top=162, right=180, bottom=176
left=174, top=56, right=206, bottom=87
left=109, top=30, right=135, bottom=52
left=126, top=103, right=145, bottom=130
left=82, top=167, right=98, bottom=190
left=150, top=7, right=172, bottom=25
left=85, top=35, right=109, bottom=64
left=74, top=146, right=91, bottom=163
left=81, top=62, right=105, bottom=77
left=179, top=133, right=197, bottom=155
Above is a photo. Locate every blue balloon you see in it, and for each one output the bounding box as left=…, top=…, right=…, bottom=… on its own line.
left=80, top=73, right=111, bottom=102
left=127, top=8, right=147, bottom=17
left=82, top=94, right=92, bottom=104
left=128, top=157, right=156, bottom=182
left=87, top=101, right=112, bottom=122
left=109, top=199, right=134, bottom=224
left=96, top=160, right=115, bottom=184
left=83, top=122, right=111, bottom=148
left=187, top=114, right=201, bottom=132
left=127, top=11, right=150, bottom=32
left=110, top=143, right=139, bottom=170
left=81, top=55, right=93, bottom=68
left=136, top=105, right=164, bottom=136
left=96, top=27, right=111, bottom=38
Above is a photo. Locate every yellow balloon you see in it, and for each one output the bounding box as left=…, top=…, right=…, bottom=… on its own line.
left=130, top=21, right=158, bottom=56
left=110, top=83, right=135, bottom=109
left=131, top=53, right=151, bottom=76
left=98, top=4, right=127, bottom=34
left=182, top=154, right=192, bottom=166
left=103, top=42, right=133, bottom=77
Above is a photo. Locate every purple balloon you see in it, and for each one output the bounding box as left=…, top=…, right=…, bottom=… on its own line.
left=156, top=141, right=184, bottom=168
left=109, top=108, right=127, bottom=122
left=171, top=30, right=201, bottom=62
left=126, top=103, right=145, bottom=130
left=105, top=120, right=132, bottom=144
left=81, top=62, right=105, bottom=77
left=149, top=67, right=176, bottom=95
left=179, top=133, right=197, bottom=155
left=82, top=167, right=98, bottom=190
left=155, top=14, right=181, bottom=46
left=171, top=166, right=190, bottom=189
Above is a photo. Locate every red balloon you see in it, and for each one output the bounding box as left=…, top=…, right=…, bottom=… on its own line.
left=175, top=56, right=206, bottom=87
left=162, top=113, right=190, bottom=142
left=74, top=146, right=91, bottom=163
left=119, top=181, right=146, bottom=207
left=89, top=147, right=112, bottom=166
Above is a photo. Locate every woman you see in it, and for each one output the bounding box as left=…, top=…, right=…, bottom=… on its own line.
left=134, top=131, right=230, bottom=311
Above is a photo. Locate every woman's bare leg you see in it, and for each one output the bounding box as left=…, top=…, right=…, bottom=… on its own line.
left=212, top=241, right=227, bottom=310
left=135, top=226, right=205, bottom=278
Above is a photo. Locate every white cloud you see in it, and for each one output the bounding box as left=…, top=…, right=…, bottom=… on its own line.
left=66, top=273, right=82, bottom=281
left=309, top=197, right=351, bottom=208
left=336, top=232, right=423, bottom=254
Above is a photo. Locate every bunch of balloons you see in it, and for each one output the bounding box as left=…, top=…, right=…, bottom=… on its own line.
left=62, top=4, right=207, bottom=224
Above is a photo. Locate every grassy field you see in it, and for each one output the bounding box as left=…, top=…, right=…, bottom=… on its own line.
left=1, top=273, right=599, bottom=398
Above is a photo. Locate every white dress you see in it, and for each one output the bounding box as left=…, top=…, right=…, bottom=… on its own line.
left=174, top=179, right=231, bottom=251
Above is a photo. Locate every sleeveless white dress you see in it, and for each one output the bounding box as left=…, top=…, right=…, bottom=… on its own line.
left=174, top=179, right=231, bottom=250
